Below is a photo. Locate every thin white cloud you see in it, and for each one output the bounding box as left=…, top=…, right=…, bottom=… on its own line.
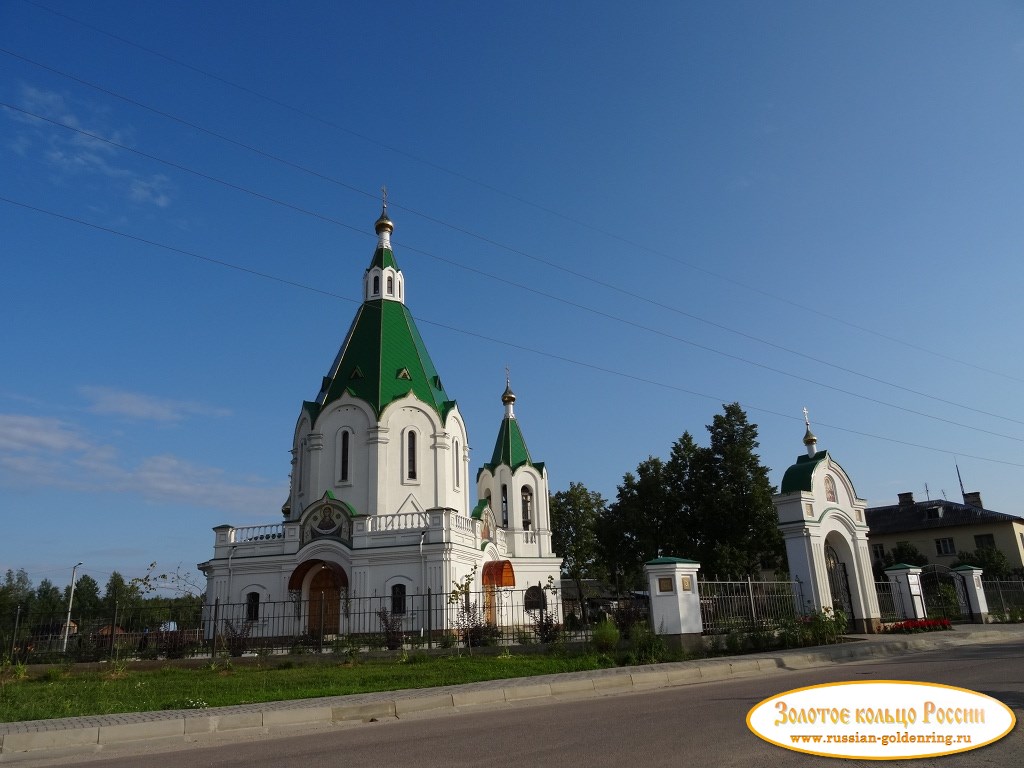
left=4, top=84, right=174, bottom=208
left=0, top=414, right=91, bottom=453
left=79, top=386, right=231, bottom=423
left=0, top=412, right=282, bottom=515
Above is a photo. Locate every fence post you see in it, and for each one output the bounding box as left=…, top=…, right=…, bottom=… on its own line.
left=11, top=604, right=21, bottom=662
left=318, top=592, right=325, bottom=653
left=747, top=576, right=757, bottom=624
left=109, top=601, right=118, bottom=660
left=212, top=597, right=220, bottom=657
left=996, top=580, right=1005, bottom=615
left=427, top=588, right=432, bottom=649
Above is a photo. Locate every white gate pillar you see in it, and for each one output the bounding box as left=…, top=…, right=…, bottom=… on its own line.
left=952, top=565, right=988, bottom=623
left=884, top=564, right=926, bottom=621
left=643, top=557, right=702, bottom=652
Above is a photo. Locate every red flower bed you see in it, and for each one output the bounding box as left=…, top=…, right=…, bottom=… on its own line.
left=884, top=618, right=952, bottom=633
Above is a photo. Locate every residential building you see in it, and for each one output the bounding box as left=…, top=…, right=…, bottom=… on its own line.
left=865, top=491, right=1024, bottom=574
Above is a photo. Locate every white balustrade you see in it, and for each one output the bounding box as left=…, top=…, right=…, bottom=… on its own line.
left=230, top=524, right=284, bottom=543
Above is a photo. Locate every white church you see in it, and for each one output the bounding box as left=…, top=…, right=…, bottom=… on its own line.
left=198, top=204, right=563, bottom=639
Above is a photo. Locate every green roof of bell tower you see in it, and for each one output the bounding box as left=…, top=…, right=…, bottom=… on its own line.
left=479, top=382, right=543, bottom=476
left=302, top=206, right=457, bottom=425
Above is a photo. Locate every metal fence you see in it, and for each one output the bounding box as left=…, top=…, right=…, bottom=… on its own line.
left=2, top=587, right=583, bottom=663
left=983, top=579, right=1024, bottom=621
left=874, top=580, right=905, bottom=623
left=698, top=577, right=804, bottom=634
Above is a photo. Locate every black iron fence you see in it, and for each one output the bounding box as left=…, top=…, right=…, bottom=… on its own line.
left=983, top=579, right=1024, bottom=621
left=698, top=577, right=804, bottom=634
left=874, top=580, right=906, bottom=623
left=2, top=587, right=586, bottom=663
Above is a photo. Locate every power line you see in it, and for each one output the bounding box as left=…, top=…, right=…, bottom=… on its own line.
left=15, top=0, right=1024, bottom=387
left=3, top=193, right=1023, bottom=470
left=3, top=100, right=1022, bottom=443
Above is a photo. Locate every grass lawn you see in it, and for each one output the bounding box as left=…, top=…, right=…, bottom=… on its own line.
left=0, top=651, right=618, bottom=723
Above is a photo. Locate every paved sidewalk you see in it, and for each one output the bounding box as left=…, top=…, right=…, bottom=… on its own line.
left=1, top=624, right=1021, bottom=762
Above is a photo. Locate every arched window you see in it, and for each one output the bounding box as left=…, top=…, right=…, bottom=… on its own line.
left=407, top=431, right=417, bottom=481
left=340, top=430, right=350, bottom=483
left=297, top=439, right=305, bottom=492
left=246, top=591, right=260, bottom=622
left=521, top=487, right=533, bottom=530
left=453, top=440, right=460, bottom=488
left=501, top=484, right=508, bottom=527
left=372, top=275, right=380, bottom=295
left=391, top=584, right=406, bottom=615
left=524, top=585, right=546, bottom=611
left=387, top=275, right=394, bottom=295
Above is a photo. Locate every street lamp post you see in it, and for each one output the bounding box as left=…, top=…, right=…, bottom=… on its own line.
left=62, top=562, right=83, bottom=653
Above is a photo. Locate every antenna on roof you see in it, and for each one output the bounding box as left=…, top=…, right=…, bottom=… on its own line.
left=955, top=458, right=966, bottom=497
left=924, top=482, right=931, bottom=501
left=941, top=489, right=947, bottom=500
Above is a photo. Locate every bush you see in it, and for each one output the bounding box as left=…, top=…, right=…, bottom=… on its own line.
left=627, top=622, right=665, bottom=665
left=377, top=608, right=404, bottom=650
left=590, top=620, right=619, bottom=653
left=612, top=600, right=649, bottom=636
left=528, top=610, right=561, bottom=644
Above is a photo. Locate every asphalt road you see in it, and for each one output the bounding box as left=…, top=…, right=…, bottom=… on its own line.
left=24, top=641, right=1024, bottom=768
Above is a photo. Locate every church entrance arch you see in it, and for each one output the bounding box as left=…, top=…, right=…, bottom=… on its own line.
left=482, top=560, right=515, bottom=625
left=288, top=560, right=348, bottom=638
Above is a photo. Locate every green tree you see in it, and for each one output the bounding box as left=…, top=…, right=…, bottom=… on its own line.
left=595, top=403, right=783, bottom=584
left=882, top=542, right=929, bottom=569
left=33, top=578, right=64, bottom=618
left=63, top=574, right=102, bottom=620
left=550, top=482, right=607, bottom=623
left=689, top=403, right=783, bottom=577
left=954, top=548, right=1012, bottom=579
left=0, top=568, right=34, bottom=617
left=599, top=457, right=677, bottom=590
left=101, top=572, right=142, bottom=624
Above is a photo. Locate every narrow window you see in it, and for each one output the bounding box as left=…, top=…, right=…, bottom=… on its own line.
left=935, top=538, right=956, bottom=556
left=407, top=431, right=417, bottom=480
left=246, top=592, right=260, bottom=622
left=870, top=543, right=885, bottom=562
left=501, top=484, right=508, bottom=527
left=454, top=440, right=460, bottom=488
left=521, top=487, right=533, bottom=530
left=387, top=275, right=394, bottom=295
left=373, top=275, right=380, bottom=295
left=391, top=584, right=406, bottom=615
left=297, top=440, right=305, bottom=492
left=340, top=430, right=350, bottom=483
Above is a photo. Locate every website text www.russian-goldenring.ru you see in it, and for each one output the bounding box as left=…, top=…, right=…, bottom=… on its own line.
left=790, top=732, right=972, bottom=748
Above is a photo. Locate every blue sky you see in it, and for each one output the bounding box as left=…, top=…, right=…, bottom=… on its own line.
left=3, top=1, right=1024, bottom=593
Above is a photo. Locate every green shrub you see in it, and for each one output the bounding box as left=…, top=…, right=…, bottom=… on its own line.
left=590, top=620, right=619, bottom=653
left=628, top=622, right=665, bottom=665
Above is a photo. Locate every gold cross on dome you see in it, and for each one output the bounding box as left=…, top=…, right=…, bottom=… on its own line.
left=381, top=184, right=388, bottom=209
left=803, top=407, right=810, bottom=427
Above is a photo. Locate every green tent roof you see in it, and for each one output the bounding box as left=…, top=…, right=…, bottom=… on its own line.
left=368, top=245, right=398, bottom=271
left=305, top=298, right=456, bottom=424
left=479, top=416, right=543, bottom=475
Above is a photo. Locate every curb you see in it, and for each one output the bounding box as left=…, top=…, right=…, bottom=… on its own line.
left=1, top=629, right=1018, bottom=762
